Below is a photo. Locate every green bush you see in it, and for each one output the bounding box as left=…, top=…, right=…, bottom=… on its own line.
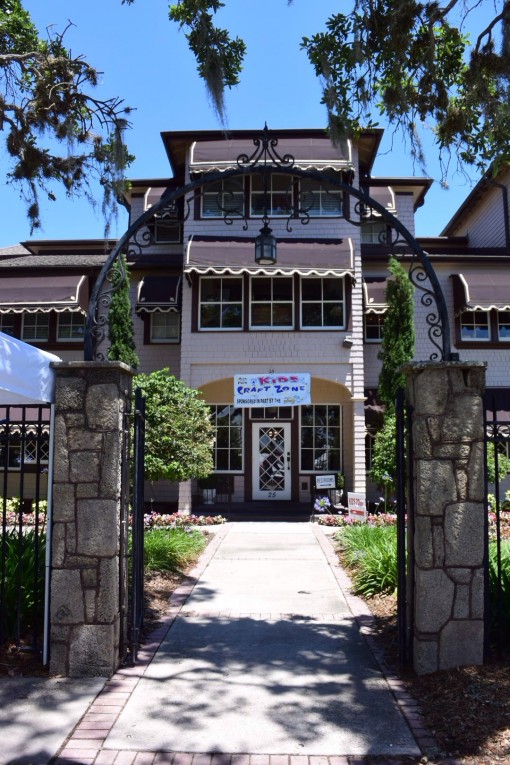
left=143, top=527, right=206, bottom=573
left=488, top=540, right=510, bottom=627
left=1, top=528, right=46, bottom=640
left=336, top=524, right=398, bottom=597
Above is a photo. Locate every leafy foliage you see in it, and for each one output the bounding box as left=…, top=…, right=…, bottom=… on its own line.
left=0, top=0, right=133, bottom=231
left=166, top=0, right=510, bottom=174
left=337, top=524, right=398, bottom=597
left=369, top=412, right=397, bottom=495
left=107, top=254, right=139, bottom=368
left=486, top=443, right=510, bottom=484
left=0, top=528, right=45, bottom=640
left=378, top=256, right=415, bottom=411
left=142, top=526, right=206, bottom=573
left=134, top=369, right=214, bottom=483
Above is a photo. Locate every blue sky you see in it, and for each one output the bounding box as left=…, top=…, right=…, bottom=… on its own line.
left=1, top=0, right=481, bottom=246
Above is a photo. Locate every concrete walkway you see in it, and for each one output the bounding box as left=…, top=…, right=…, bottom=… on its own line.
left=8, top=522, right=438, bottom=764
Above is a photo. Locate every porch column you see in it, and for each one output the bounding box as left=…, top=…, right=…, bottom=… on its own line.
left=404, top=361, right=486, bottom=675
left=351, top=397, right=367, bottom=494
left=49, top=361, right=134, bottom=677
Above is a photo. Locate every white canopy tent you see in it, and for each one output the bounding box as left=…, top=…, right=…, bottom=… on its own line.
left=0, top=331, right=60, bottom=404
left=0, top=331, right=61, bottom=665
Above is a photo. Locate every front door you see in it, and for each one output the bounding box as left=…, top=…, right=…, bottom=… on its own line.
left=252, top=423, right=291, bottom=500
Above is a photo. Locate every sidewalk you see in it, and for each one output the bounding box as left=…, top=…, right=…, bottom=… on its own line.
left=3, top=522, right=433, bottom=764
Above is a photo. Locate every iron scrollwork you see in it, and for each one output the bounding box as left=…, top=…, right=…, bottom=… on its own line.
left=85, top=125, right=453, bottom=363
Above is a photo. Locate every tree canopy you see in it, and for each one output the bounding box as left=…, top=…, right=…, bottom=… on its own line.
left=1, top=0, right=132, bottom=231
left=166, top=0, right=510, bottom=178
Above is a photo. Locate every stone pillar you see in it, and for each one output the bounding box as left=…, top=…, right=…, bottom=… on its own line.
left=404, top=361, right=486, bottom=675
left=49, top=362, right=134, bottom=677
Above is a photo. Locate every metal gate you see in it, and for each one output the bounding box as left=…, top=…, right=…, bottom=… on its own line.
left=484, top=395, right=510, bottom=651
left=0, top=404, right=52, bottom=657
left=122, top=387, right=146, bottom=664
left=395, top=388, right=413, bottom=666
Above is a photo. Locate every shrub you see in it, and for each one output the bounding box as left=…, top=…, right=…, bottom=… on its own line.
left=0, top=528, right=46, bottom=640
left=336, top=524, right=398, bottom=597
left=143, top=527, right=207, bottom=573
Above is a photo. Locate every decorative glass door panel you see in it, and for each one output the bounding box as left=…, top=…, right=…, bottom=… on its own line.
left=252, top=423, right=291, bottom=500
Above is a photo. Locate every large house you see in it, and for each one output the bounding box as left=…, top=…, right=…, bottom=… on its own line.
left=1, top=128, right=509, bottom=513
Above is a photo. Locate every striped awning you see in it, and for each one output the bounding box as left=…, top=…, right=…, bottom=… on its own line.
left=189, top=137, right=353, bottom=174
left=451, top=273, right=510, bottom=314
left=0, top=275, right=87, bottom=314
left=185, top=238, right=354, bottom=277
left=136, top=276, right=182, bottom=313
left=363, top=277, right=388, bottom=314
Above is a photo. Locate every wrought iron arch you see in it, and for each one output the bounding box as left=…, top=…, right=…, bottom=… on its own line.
left=85, top=128, right=455, bottom=362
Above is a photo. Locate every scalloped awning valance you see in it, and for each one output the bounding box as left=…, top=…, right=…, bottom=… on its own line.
left=189, top=138, right=353, bottom=174
left=184, top=237, right=354, bottom=277
left=0, top=275, right=87, bottom=314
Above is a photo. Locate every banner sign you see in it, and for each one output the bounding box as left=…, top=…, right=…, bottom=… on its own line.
left=348, top=492, right=367, bottom=522
left=234, top=373, right=311, bottom=407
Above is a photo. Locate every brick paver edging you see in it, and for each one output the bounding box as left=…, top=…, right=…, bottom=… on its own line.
left=52, top=522, right=462, bottom=765
left=53, top=523, right=231, bottom=765
left=311, top=524, right=450, bottom=764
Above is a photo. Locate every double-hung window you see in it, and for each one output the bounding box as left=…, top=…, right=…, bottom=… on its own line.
left=199, top=277, right=243, bottom=330
left=300, top=180, right=342, bottom=216
left=251, top=174, right=293, bottom=217
left=202, top=179, right=245, bottom=218
left=22, top=313, right=49, bottom=342
left=210, top=405, right=243, bottom=471
left=301, top=277, right=344, bottom=329
left=498, top=311, right=510, bottom=340
left=251, top=276, right=294, bottom=328
left=57, top=313, right=85, bottom=341
left=364, top=312, right=385, bottom=342
left=150, top=313, right=180, bottom=343
left=460, top=311, right=490, bottom=341
left=300, top=405, right=342, bottom=472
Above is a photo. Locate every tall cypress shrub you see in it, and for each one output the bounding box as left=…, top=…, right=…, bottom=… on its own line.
left=370, top=256, right=415, bottom=494
left=377, top=256, right=415, bottom=412
left=107, top=254, right=139, bottom=368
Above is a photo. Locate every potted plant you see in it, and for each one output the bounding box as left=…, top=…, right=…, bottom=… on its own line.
left=334, top=473, right=345, bottom=506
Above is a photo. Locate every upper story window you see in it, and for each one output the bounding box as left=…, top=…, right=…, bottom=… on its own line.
left=301, top=277, right=345, bottom=328
left=22, top=313, right=49, bottom=342
left=250, top=276, right=294, bottom=328
left=498, top=311, right=510, bottom=340
left=251, top=174, right=293, bottom=217
left=364, top=312, right=385, bottom=342
left=361, top=221, right=389, bottom=244
left=199, top=276, right=243, bottom=330
left=0, top=315, right=15, bottom=336
left=202, top=179, right=245, bottom=218
left=151, top=313, right=180, bottom=343
left=460, top=310, right=490, bottom=341
left=57, top=313, right=85, bottom=342
left=300, top=180, right=342, bottom=216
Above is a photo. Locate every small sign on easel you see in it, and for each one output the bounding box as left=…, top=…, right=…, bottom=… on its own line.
left=315, top=474, right=336, bottom=489
left=348, top=492, right=367, bottom=522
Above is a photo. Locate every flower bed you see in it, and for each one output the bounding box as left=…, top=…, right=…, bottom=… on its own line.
left=317, top=512, right=398, bottom=527
left=143, top=511, right=227, bottom=529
